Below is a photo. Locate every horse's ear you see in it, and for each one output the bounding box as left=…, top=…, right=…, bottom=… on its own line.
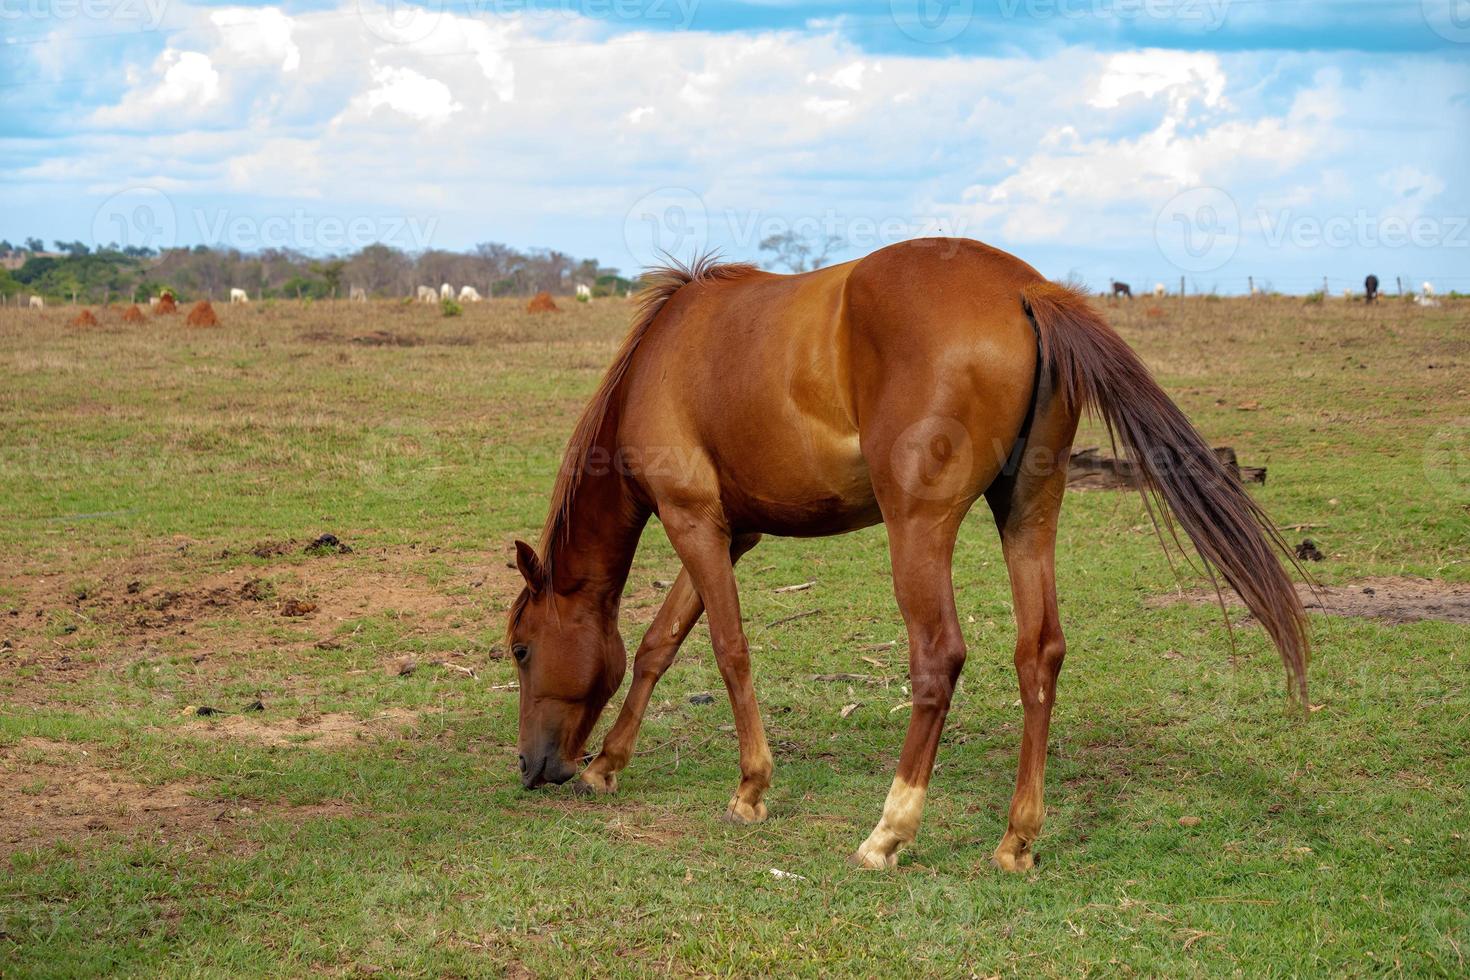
left=514, top=540, right=547, bottom=594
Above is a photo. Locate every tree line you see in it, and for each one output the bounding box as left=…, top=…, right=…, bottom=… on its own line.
left=0, top=241, right=634, bottom=304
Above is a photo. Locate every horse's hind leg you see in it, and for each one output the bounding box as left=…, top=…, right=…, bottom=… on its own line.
left=580, top=533, right=761, bottom=794
left=983, top=396, right=1077, bottom=871
left=852, top=504, right=971, bottom=868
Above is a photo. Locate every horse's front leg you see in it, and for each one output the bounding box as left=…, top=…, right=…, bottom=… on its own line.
left=660, top=511, right=772, bottom=823
left=579, top=533, right=761, bottom=794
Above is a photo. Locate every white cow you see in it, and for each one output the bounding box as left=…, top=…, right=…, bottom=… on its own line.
left=1250, top=284, right=1263, bottom=297
left=1422, top=281, right=1436, bottom=298
left=417, top=285, right=437, bottom=303
left=28, top=295, right=43, bottom=309
left=350, top=286, right=367, bottom=303
left=440, top=283, right=453, bottom=301
left=459, top=285, right=482, bottom=302
left=1152, top=283, right=1166, bottom=298
left=149, top=297, right=160, bottom=308
left=230, top=288, right=249, bottom=304
left=575, top=283, right=593, bottom=301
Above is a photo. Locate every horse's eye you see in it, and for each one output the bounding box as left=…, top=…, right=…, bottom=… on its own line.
left=512, top=643, right=529, bottom=664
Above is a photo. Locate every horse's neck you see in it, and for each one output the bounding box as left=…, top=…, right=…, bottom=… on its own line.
left=546, top=447, right=647, bottom=616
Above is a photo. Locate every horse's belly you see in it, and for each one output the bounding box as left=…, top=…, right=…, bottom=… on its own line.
left=716, top=432, right=880, bottom=537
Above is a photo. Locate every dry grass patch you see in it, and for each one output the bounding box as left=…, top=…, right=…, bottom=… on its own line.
left=0, top=737, right=351, bottom=856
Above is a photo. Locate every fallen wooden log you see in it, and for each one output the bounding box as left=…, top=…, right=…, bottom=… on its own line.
left=1067, top=447, right=1265, bottom=490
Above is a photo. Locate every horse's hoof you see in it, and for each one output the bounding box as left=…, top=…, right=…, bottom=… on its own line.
left=990, top=844, right=1036, bottom=873
left=722, top=798, right=767, bottom=824
left=849, top=843, right=899, bottom=870
left=575, top=769, right=617, bottom=795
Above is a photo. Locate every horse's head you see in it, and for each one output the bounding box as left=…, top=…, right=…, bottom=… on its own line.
left=507, top=540, right=626, bottom=789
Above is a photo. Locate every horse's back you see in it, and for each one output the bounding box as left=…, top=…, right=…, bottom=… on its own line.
left=619, top=239, right=1048, bottom=534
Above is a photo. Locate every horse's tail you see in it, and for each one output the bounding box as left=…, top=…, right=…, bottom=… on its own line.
left=1021, top=280, right=1309, bottom=704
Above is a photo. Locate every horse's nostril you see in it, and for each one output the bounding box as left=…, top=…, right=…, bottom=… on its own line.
left=518, top=754, right=528, bottom=774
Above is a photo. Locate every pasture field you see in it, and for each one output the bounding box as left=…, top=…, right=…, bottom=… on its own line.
left=0, top=293, right=1466, bottom=976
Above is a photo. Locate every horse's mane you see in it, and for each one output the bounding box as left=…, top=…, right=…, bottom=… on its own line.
left=530, top=253, right=758, bottom=588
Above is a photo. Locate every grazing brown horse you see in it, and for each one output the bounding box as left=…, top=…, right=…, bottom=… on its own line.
left=507, top=238, right=1308, bottom=871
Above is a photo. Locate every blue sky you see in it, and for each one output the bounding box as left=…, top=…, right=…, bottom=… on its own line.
left=2, top=0, right=1467, bottom=292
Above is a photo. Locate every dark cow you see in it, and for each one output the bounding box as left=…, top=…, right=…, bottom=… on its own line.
left=1111, top=281, right=1132, bottom=299
left=1364, top=274, right=1379, bottom=304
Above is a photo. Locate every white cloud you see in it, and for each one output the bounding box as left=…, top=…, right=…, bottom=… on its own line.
left=92, top=49, right=221, bottom=127
left=210, top=6, right=300, bottom=73
left=1090, top=50, right=1227, bottom=115
left=23, top=3, right=1462, bottom=284
left=355, top=64, right=461, bottom=125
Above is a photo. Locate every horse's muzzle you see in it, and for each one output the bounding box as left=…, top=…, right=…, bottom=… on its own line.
left=520, top=750, right=576, bottom=790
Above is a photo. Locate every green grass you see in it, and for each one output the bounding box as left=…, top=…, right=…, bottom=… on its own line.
left=0, top=296, right=1467, bottom=976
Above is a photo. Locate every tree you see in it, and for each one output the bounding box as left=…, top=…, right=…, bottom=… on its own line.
left=309, top=259, right=347, bottom=297
left=346, top=244, right=409, bottom=296
left=24, top=237, right=44, bottom=253
left=758, top=230, right=844, bottom=273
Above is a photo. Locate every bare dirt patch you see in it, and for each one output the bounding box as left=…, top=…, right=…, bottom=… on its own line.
left=352, top=329, right=422, bottom=347
left=176, top=707, right=424, bottom=749
left=1151, top=576, right=1470, bottom=626
left=0, top=542, right=523, bottom=701
left=0, top=737, right=350, bottom=856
